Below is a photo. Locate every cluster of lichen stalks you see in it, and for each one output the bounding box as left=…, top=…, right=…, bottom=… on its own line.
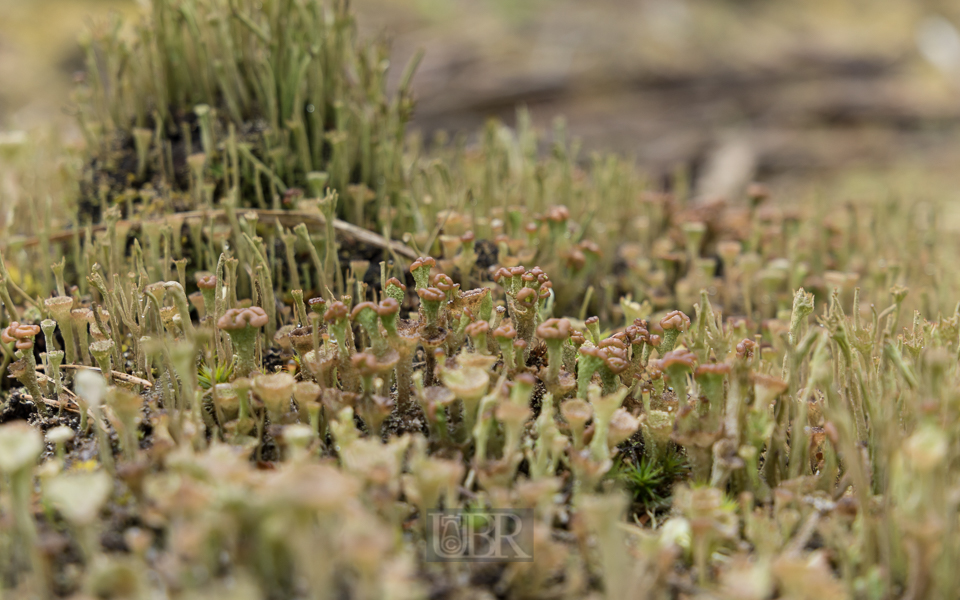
left=4, top=188, right=960, bottom=600
left=75, top=0, right=417, bottom=229
left=2, top=0, right=960, bottom=596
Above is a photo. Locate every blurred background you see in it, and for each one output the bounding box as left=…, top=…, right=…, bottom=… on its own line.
left=4, top=0, right=960, bottom=204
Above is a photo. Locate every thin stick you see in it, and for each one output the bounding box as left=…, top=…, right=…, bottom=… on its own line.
left=36, top=364, right=153, bottom=389
left=4, top=209, right=418, bottom=260
left=25, top=375, right=82, bottom=415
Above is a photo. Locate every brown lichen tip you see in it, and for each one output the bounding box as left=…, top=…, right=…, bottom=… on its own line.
left=736, top=338, right=757, bottom=358
left=580, top=346, right=630, bottom=375
left=432, top=273, right=456, bottom=292
left=695, top=362, right=732, bottom=377
left=598, top=337, right=627, bottom=350
left=565, top=249, right=586, bottom=270
left=465, top=320, right=489, bottom=338
left=657, top=348, right=698, bottom=371
left=578, top=240, right=601, bottom=257
left=351, top=352, right=380, bottom=377
left=417, top=287, right=445, bottom=303
left=352, top=350, right=399, bottom=376
left=385, top=277, right=406, bottom=291
left=521, top=267, right=544, bottom=284
left=726, top=316, right=750, bottom=330
left=538, top=282, right=553, bottom=300
left=217, top=307, right=269, bottom=330
left=493, top=324, right=517, bottom=340
left=410, top=256, right=436, bottom=272
left=544, top=205, right=570, bottom=223
left=537, top=318, right=571, bottom=341
left=196, top=274, right=217, bottom=290
left=350, top=301, right=379, bottom=321
left=2, top=322, right=40, bottom=350
left=660, top=310, right=691, bottom=332
left=377, top=298, right=400, bottom=316
left=323, top=301, right=349, bottom=323
left=753, top=373, right=788, bottom=395
left=509, top=266, right=526, bottom=278
left=569, top=330, right=586, bottom=345
left=647, top=334, right=662, bottom=347
left=460, top=231, right=475, bottom=243
left=516, top=287, right=537, bottom=307
left=283, top=187, right=304, bottom=203
left=747, top=182, right=770, bottom=202
left=626, top=324, right=650, bottom=345
left=578, top=345, right=604, bottom=360
left=604, top=354, right=629, bottom=374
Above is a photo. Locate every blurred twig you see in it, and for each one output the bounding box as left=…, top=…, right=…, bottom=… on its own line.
left=2, top=209, right=418, bottom=260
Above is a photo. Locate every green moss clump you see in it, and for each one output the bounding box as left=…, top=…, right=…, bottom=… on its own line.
left=77, top=0, right=418, bottom=226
